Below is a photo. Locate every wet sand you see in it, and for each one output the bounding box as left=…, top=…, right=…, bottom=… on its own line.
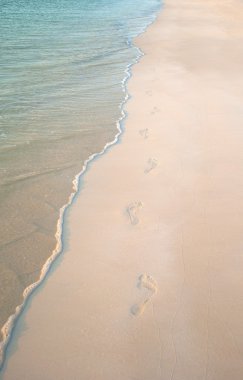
left=3, top=0, right=243, bottom=379
left=0, top=126, right=115, bottom=349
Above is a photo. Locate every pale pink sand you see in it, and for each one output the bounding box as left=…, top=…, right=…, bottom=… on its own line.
left=3, top=0, right=243, bottom=379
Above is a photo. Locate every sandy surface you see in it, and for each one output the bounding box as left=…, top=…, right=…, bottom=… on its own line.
left=2, top=0, right=243, bottom=379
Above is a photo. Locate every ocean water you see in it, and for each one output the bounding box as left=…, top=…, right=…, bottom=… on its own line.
left=0, top=0, right=160, bottom=367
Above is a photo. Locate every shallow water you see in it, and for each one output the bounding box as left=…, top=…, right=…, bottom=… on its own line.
left=0, top=0, right=160, bottom=366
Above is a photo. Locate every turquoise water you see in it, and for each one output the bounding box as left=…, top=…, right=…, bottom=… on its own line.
left=0, top=0, right=159, bottom=147
left=0, top=0, right=161, bottom=368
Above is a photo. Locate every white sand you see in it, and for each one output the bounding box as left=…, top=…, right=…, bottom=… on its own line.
left=3, top=0, right=243, bottom=379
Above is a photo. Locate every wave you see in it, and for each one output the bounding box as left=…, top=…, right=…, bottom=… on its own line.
left=0, top=2, right=161, bottom=372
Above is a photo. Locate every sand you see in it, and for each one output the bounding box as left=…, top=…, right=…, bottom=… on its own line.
left=2, top=0, right=243, bottom=379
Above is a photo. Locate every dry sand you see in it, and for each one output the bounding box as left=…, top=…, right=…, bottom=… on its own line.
left=2, top=0, right=243, bottom=379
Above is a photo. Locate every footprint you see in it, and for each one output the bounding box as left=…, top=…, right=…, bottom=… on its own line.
left=151, top=106, right=160, bottom=115
left=139, top=128, right=149, bottom=139
left=127, top=201, right=143, bottom=225
left=144, top=158, right=158, bottom=174
left=138, top=274, right=158, bottom=294
left=131, top=274, right=158, bottom=316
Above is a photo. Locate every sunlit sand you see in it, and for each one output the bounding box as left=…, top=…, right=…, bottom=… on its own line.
left=3, top=0, right=243, bottom=379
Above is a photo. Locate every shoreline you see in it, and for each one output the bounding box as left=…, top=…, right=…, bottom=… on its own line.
left=3, top=0, right=243, bottom=379
left=0, top=5, right=161, bottom=372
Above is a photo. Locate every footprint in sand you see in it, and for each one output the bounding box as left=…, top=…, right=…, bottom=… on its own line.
left=151, top=106, right=160, bottom=115
left=144, top=158, right=158, bottom=174
left=127, top=201, right=143, bottom=225
left=139, top=128, right=149, bottom=139
left=131, top=274, right=158, bottom=316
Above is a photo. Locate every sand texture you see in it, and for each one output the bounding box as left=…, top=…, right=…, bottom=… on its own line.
left=2, top=0, right=243, bottom=379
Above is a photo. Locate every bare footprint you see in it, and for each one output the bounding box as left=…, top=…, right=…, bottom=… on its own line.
left=131, top=274, right=158, bottom=316
left=144, top=158, right=158, bottom=174
left=151, top=106, right=160, bottom=115
left=127, top=201, right=143, bottom=225
left=138, top=274, right=158, bottom=294
left=139, top=128, right=149, bottom=139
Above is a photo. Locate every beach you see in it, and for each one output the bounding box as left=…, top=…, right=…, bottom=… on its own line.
left=2, top=0, right=243, bottom=378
